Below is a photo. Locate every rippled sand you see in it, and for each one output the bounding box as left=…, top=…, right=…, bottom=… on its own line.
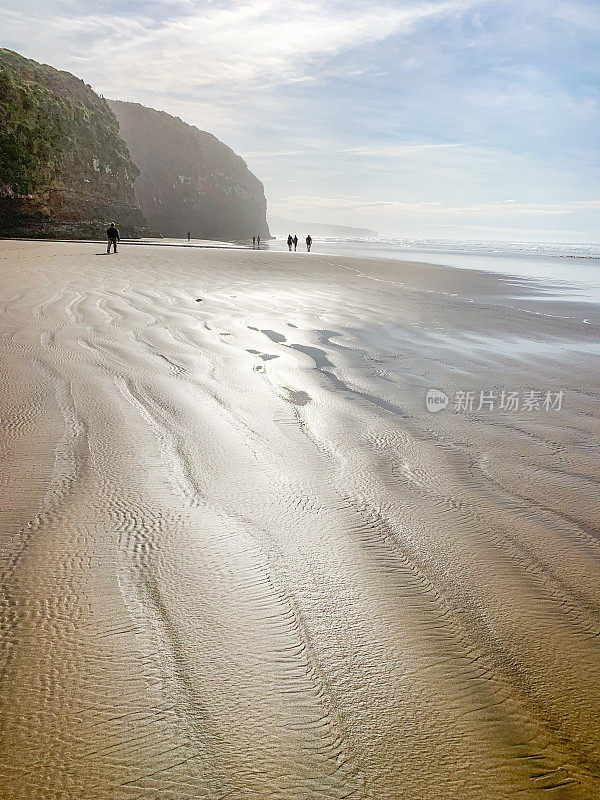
left=1, top=240, right=599, bottom=798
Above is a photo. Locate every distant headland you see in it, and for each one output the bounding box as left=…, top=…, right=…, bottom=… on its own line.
left=269, top=216, right=377, bottom=238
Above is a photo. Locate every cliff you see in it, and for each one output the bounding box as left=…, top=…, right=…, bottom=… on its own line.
left=0, top=49, right=148, bottom=238
left=108, top=100, right=270, bottom=241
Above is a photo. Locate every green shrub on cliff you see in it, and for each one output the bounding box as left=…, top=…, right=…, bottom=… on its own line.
left=0, top=49, right=146, bottom=237
left=0, top=69, right=55, bottom=193
left=0, top=49, right=138, bottom=198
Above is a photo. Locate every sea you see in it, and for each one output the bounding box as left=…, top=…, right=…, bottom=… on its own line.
left=266, top=237, right=600, bottom=303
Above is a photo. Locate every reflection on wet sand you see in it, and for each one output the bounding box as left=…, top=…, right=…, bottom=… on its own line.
left=0, top=240, right=599, bottom=799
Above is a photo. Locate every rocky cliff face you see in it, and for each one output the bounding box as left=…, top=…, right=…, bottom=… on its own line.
left=109, top=100, right=270, bottom=241
left=0, top=49, right=148, bottom=238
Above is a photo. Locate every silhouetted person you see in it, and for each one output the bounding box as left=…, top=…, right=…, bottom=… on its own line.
left=287, top=234, right=293, bottom=251
left=187, top=232, right=191, bottom=241
left=253, top=235, right=256, bottom=247
left=306, top=234, right=312, bottom=252
left=257, top=234, right=261, bottom=248
left=107, top=223, right=120, bottom=253
left=293, top=235, right=298, bottom=251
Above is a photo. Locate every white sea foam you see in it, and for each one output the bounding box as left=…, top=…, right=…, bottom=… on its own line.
left=312, top=236, right=600, bottom=260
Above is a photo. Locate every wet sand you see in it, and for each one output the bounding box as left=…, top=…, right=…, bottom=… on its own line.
left=1, top=239, right=599, bottom=799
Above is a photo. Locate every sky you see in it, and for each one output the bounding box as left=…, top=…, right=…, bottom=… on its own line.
left=2, top=0, right=599, bottom=241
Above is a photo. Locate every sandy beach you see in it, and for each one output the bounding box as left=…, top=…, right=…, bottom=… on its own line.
left=1, top=238, right=599, bottom=799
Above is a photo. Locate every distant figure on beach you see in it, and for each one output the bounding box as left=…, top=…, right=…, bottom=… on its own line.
left=257, top=234, right=261, bottom=248
left=252, top=235, right=256, bottom=247
left=187, top=232, right=191, bottom=241
left=293, top=235, right=298, bottom=251
left=106, top=223, right=120, bottom=254
left=306, top=234, right=312, bottom=252
left=287, top=234, right=293, bottom=251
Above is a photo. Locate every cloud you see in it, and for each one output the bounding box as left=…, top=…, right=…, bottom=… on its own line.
left=4, top=0, right=477, bottom=95
left=244, top=142, right=465, bottom=159
left=550, top=1, right=600, bottom=30
left=342, top=143, right=466, bottom=157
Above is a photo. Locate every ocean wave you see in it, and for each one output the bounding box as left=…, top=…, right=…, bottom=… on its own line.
left=310, top=237, right=600, bottom=260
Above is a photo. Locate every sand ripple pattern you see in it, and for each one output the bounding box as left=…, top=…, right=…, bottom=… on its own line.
left=0, top=240, right=599, bottom=799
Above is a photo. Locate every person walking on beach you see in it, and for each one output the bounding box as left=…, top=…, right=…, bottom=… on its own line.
left=107, top=223, right=120, bottom=254
left=257, top=234, right=261, bottom=248
left=187, top=232, right=191, bottom=241
left=253, top=235, right=256, bottom=247
left=306, top=234, right=312, bottom=252
left=287, top=234, right=293, bottom=251
left=293, top=235, right=298, bottom=251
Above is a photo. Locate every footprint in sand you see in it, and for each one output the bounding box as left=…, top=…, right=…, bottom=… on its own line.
left=247, top=349, right=279, bottom=361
